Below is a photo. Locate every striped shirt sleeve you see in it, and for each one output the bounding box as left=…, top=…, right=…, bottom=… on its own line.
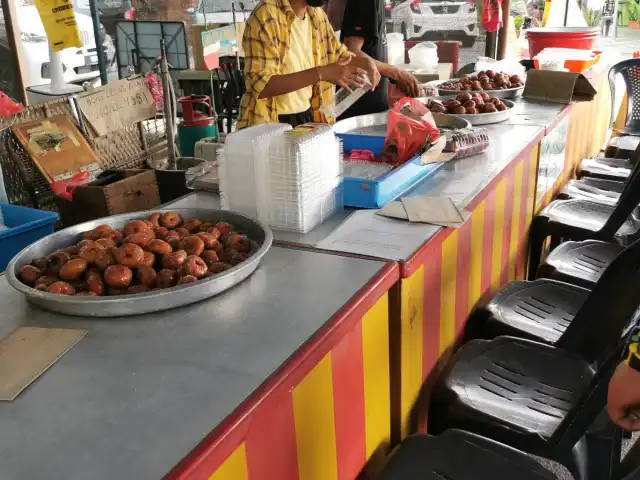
left=242, top=7, right=282, bottom=97
left=626, top=326, right=640, bottom=371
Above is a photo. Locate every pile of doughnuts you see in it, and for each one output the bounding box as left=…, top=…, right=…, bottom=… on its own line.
left=425, top=93, right=509, bottom=115
left=17, top=212, right=253, bottom=297
left=439, top=71, right=523, bottom=92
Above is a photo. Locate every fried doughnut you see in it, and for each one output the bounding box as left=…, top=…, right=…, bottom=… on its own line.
left=63, top=245, right=80, bottom=256
left=35, top=284, right=50, bottom=292
left=183, top=219, right=203, bottom=233
left=174, top=227, right=190, bottom=238
left=230, top=252, right=250, bottom=266
left=86, top=268, right=105, bottom=296
left=208, top=262, right=232, bottom=274
left=47, top=281, right=76, bottom=295
left=200, top=250, right=220, bottom=268
left=161, top=250, right=187, bottom=270
left=203, top=226, right=222, bottom=240
left=78, top=243, right=106, bottom=264
left=127, top=285, right=151, bottom=295
left=156, top=269, right=178, bottom=288
left=94, top=249, right=117, bottom=271
left=214, top=222, right=233, bottom=236
left=160, top=212, right=182, bottom=229
left=179, top=236, right=205, bottom=256
left=148, top=213, right=162, bottom=227
left=104, top=265, right=133, bottom=289
left=199, top=223, right=215, bottom=232
left=31, top=257, right=49, bottom=270
left=114, top=243, right=145, bottom=268
left=165, top=231, right=181, bottom=250
left=154, top=226, right=169, bottom=240
left=181, top=255, right=208, bottom=278
left=218, top=249, right=237, bottom=264
left=77, top=239, right=97, bottom=250
left=177, top=275, right=198, bottom=285
left=19, top=265, right=41, bottom=284
left=196, top=232, right=220, bottom=249
left=141, top=251, right=156, bottom=268
left=124, top=232, right=153, bottom=248
left=123, top=220, right=153, bottom=237
left=100, top=230, right=123, bottom=245
left=35, top=276, right=58, bottom=287
left=59, top=258, right=89, bottom=281
left=225, top=234, right=251, bottom=253
left=96, top=238, right=117, bottom=249
left=137, top=266, right=157, bottom=287
left=147, top=239, right=173, bottom=255
left=47, top=251, right=71, bottom=274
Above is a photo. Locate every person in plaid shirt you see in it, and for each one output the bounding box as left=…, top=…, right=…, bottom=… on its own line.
left=237, top=0, right=380, bottom=129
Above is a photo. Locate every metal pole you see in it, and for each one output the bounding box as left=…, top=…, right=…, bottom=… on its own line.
left=485, top=31, right=497, bottom=58
left=496, top=0, right=511, bottom=59
left=88, top=0, right=109, bottom=85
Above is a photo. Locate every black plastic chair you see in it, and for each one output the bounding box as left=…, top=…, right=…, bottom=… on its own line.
left=559, top=177, right=625, bottom=205
left=429, top=335, right=625, bottom=480
left=528, top=143, right=640, bottom=279
left=576, top=156, right=635, bottom=182
left=469, top=236, right=640, bottom=346
left=537, top=240, right=624, bottom=288
left=378, top=429, right=561, bottom=479
left=608, top=58, right=640, bottom=137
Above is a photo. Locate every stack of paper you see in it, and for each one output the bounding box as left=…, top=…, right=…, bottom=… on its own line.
left=377, top=196, right=469, bottom=228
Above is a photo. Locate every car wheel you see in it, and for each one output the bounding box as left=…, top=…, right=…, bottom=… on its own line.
left=0, top=48, right=19, bottom=102
left=462, top=35, right=477, bottom=48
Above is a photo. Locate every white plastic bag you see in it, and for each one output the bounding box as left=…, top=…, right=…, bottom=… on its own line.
left=475, top=56, right=526, bottom=77
left=408, top=42, right=439, bottom=70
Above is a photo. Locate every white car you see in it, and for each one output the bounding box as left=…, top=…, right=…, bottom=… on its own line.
left=391, top=0, right=478, bottom=47
left=0, top=1, right=114, bottom=100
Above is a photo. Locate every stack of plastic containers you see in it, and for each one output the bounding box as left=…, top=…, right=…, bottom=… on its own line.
left=220, top=123, right=343, bottom=233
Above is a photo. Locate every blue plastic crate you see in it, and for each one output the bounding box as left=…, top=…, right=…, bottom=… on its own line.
left=0, top=204, right=59, bottom=272
left=338, top=133, right=444, bottom=209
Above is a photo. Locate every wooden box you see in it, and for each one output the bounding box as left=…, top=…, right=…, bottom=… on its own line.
left=58, top=170, right=161, bottom=227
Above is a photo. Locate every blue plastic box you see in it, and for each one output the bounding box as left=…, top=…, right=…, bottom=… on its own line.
left=0, top=204, right=59, bottom=272
left=338, top=133, right=444, bottom=209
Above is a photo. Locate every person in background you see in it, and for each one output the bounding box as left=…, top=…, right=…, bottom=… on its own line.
left=237, top=0, right=381, bottom=129
left=324, top=0, right=345, bottom=31
left=608, top=326, right=640, bottom=477
left=338, top=0, right=420, bottom=119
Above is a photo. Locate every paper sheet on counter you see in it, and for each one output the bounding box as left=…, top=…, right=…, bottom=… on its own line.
left=316, top=209, right=440, bottom=260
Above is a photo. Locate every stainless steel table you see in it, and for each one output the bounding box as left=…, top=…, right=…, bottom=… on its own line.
left=168, top=122, right=544, bottom=261
left=0, top=247, right=389, bottom=480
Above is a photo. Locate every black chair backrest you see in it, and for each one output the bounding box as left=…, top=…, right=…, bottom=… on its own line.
left=608, top=58, right=640, bottom=135
left=557, top=237, right=640, bottom=364
left=599, top=142, right=640, bottom=237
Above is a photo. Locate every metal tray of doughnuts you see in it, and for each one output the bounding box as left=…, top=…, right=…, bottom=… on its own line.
left=424, top=98, right=515, bottom=126
left=6, top=208, right=273, bottom=317
left=436, top=80, right=524, bottom=99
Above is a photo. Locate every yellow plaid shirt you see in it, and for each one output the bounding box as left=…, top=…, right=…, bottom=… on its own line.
left=237, top=0, right=351, bottom=129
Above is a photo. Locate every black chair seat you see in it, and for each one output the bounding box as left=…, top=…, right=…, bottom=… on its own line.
left=429, top=337, right=594, bottom=453
left=476, top=279, right=589, bottom=344
left=577, top=157, right=633, bottom=181
left=540, top=199, right=638, bottom=239
left=537, top=240, right=624, bottom=288
left=559, top=178, right=623, bottom=206
left=379, top=429, right=560, bottom=480
left=607, top=135, right=640, bottom=159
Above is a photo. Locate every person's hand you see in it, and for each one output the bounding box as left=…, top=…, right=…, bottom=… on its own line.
left=319, top=57, right=367, bottom=92
left=393, top=67, right=421, bottom=97
left=608, top=362, right=640, bottom=431
left=351, top=56, right=381, bottom=90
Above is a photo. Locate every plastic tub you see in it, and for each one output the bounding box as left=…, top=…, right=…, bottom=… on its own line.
left=525, top=27, right=599, bottom=59
left=0, top=204, right=59, bottom=272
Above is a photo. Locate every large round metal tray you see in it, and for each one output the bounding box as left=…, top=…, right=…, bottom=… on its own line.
left=332, top=111, right=470, bottom=137
left=6, top=208, right=273, bottom=317
left=423, top=99, right=515, bottom=126
left=437, top=80, right=524, bottom=99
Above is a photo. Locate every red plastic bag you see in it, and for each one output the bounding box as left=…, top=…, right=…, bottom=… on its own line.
left=144, top=72, right=164, bottom=112
left=382, top=97, right=440, bottom=166
left=0, top=91, right=23, bottom=118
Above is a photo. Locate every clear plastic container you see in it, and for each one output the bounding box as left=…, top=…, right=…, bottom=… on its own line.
left=321, top=75, right=372, bottom=119
left=445, top=128, right=490, bottom=159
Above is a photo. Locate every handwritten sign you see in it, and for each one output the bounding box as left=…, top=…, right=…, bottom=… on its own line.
left=76, top=77, right=156, bottom=136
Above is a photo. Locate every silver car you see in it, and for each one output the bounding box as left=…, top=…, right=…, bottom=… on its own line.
left=391, top=0, right=478, bottom=47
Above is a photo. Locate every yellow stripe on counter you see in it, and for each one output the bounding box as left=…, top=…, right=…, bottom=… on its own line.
left=440, top=231, right=458, bottom=354
left=491, top=180, right=507, bottom=293
left=208, top=444, right=249, bottom=480
left=293, top=354, right=338, bottom=480
left=362, top=294, right=391, bottom=457
left=400, top=267, right=424, bottom=439
left=509, top=161, right=524, bottom=282
left=468, top=201, right=485, bottom=313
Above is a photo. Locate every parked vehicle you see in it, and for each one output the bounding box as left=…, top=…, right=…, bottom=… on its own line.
left=0, top=1, right=114, bottom=101
left=391, top=0, right=478, bottom=47
left=74, top=0, right=134, bottom=38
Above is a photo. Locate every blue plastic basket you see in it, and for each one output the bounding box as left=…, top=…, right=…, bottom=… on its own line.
left=338, top=133, right=444, bottom=209
left=0, top=204, right=59, bottom=272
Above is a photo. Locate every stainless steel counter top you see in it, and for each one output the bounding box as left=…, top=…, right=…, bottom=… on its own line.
left=168, top=121, right=544, bottom=260
left=0, top=247, right=389, bottom=480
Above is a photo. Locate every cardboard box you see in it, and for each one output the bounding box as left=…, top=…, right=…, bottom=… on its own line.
left=523, top=69, right=598, bottom=104
left=57, top=170, right=161, bottom=227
